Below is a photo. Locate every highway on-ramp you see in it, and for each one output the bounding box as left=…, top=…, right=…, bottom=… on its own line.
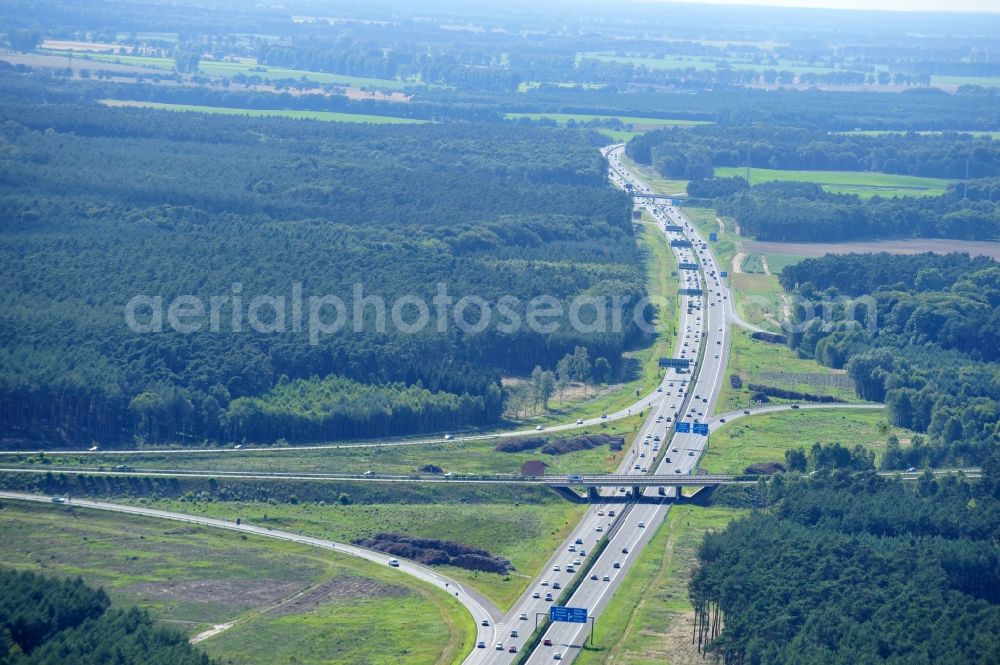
left=0, top=491, right=503, bottom=665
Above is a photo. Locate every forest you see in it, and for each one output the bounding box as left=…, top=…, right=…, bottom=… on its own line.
left=689, top=469, right=1000, bottom=664
left=780, top=253, right=1000, bottom=466
left=627, top=124, right=1000, bottom=179
left=0, top=568, right=215, bottom=664
left=715, top=179, right=1000, bottom=241
left=0, top=97, right=642, bottom=447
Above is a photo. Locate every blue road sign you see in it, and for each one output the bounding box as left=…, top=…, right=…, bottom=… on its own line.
left=550, top=606, right=589, bottom=624
left=719, top=271, right=728, bottom=278
left=693, top=423, right=709, bottom=435
left=709, top=232, right=718, bottom=241
left=675, top=421, right=691, bottom=433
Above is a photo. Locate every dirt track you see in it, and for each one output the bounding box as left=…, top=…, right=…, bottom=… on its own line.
left=744, top=238, right=1000, bottom=260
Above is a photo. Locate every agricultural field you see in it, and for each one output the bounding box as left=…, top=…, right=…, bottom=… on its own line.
left=760, top=252, right=809, bottom=274
left=715, top=328, right=863, bottom=413
left=100, top=100, right=426, bottom=124
left=575, top=505, right=743, bottom=665
left=714, top=166, right=951, bottom=198
left=700, top=407, right=909, bottom=474
left=576, top=52, right=868, bottom=77
left=40, top=49, right=421, bottom=90
left=126, top=498, right=586, bottom=610
left=744, top=238, right=1000, bottom=261
left=0, top=499, right=473, bottom=665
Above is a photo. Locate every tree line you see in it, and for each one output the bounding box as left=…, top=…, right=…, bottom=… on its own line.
left=781, top=253, right=1000, bottom=466
left=0, top=568, right=215, bottom=664
left=628, top=123, right=1000, bottom=179
left=690, top=469, right=1000, bottom=664
left=713, top=180, right=1000, bottom=242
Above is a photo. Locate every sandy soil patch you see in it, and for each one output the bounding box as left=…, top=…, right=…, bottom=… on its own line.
left=129, top=578, right=302, bottom=610
left=266, top=576, right=407, bottom=618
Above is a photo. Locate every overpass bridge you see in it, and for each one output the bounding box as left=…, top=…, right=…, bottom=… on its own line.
left=3, top=466, right=976, bottom=502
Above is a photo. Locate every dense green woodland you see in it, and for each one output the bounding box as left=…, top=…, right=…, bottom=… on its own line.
left=629, top=124, right=1000, bottom=179
left=716, top=180, right=1000, bottom=241
left=691, top=470, right=1000, bottom=664
left=781, top=253, right=1000, bottom=466
left=0, top=99, right=642, bottom=446
left=627, top=125, right=1000, bottom=242
left=0, top=568, right=215, bottom=665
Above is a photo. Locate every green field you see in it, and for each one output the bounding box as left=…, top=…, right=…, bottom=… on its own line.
left=575, top=505, right=743, bottom=664
left=101, top=100, right=426, bottom=124
left=761, top=252, right=808, bottom=274
left=715, top=166, right=951, bottom=198
left=620, top=152, right=689, bottom=196
left=930, top=74, right=1000, bottom=88
left=45, top=50, right=419, bottom=89
left=127, top=498, right=585, bottom=610
left=701, top=407, right=907, bottom=474
left=716, top=328, right=863, bottom=413
left=0, top=500, right=472, bottom=665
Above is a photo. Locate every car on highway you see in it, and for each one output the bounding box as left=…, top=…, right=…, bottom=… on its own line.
left=596, top=525, right=604, bottom=532
left=510, top=629, right=519, bottom=638
left=533, top=591, right=541, bottom=598
left=622, top=546, right=629, bottom=554
left=554, top=653, right=563, bottom=660
left=543, top=639, right=553, bottom=646
left=545, top=592, right=553, bottom=601
left=552, top=581, right=562, bottom=589
left=482, top=619, right=490, bottom=626
left=576, top=419, right=584, bottom=424
left=477, top=641, right=486, bottom=649
left=496, top=643, right=503, bottom=650
left=388, top=559, right=399, bottom=567
left=590, top=573, right=599, bottom=580
left=553, top=565, right=560, bottom=571
left=613, top=561, right=621, bottom=568
left=520, top=612, right=528, bottom=620
left=535, top=425, right=544, bottom=431
left=575, top=537, right=584, bottom=544
left=638, top=522, right=646, bottom=528
left=509, top=646, right=517, bottom=653
left=608, top=510, right=615, bottom=517
left=541, top=579, right=549, bottom=586
left=602, top=574, right=610, bottom=581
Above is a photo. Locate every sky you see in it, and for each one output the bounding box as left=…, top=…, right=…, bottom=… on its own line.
left=648, top=0, right=1000, bottom=11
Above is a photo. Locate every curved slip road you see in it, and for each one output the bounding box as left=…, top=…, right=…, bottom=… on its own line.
left=0, top=491, right=502, bottom=664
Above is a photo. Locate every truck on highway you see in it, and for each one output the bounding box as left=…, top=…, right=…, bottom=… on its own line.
left=51, top=497, right=67, bottom=504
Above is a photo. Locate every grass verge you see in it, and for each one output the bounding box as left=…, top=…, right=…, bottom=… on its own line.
left=0, top=499, right=473, bottom=665
left=123, top=497, right=586, bottom=611
left=575, top=504, right=744, bottom=665
left=701, top=407, right=909, bottom=474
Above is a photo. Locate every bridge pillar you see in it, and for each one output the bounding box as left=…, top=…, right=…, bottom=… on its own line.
left=587, top=486, right=599, bottom=502
left=674, top=485, right=684, bottom=501
left=632, top=485, right=641, bottom=499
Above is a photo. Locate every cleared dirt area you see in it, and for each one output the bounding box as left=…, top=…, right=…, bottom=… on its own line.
left=128, top=578, right=303, bottom=609
left=267, top=575, right=407, bottom=618
left=745, top=238, right=1000, bottom=260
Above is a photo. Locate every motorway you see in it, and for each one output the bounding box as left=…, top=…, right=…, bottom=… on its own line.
left=465, top=145, right=733, bottom=662
left=0, top=145, right=901, bottom=665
